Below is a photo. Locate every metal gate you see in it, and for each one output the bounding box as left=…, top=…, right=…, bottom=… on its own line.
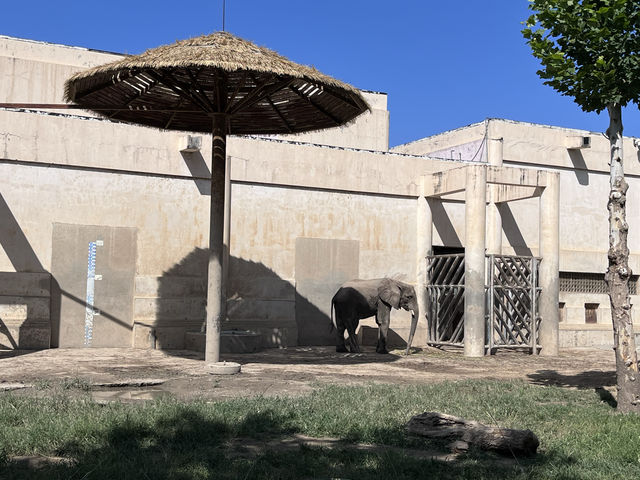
left=486, top=255, right=540, bottom=353
left=426, top=253, right=540, bottom=353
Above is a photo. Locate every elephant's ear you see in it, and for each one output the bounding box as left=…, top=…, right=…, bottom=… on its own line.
left=378, top=278, right=401, bottom=309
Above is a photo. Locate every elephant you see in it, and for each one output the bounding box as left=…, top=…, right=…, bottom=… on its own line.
left=330, top=278, right=419, bottom=355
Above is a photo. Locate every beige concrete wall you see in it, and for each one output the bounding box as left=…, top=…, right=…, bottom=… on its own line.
left=0, top=272, right=51, bottom=348
left=228, top=184, right=420, bottom=345
left=0, top=161, right=210, bottom=275
left=276, top=91, right=390, bottom=151
left=394, top=118, right=640, bottom=350
left=227, top=136, right=458, bottom=196
left=392, top=121, right=487, bottom=159
left=2, top=92, right=458, bottom=349
left=1, top=159, right=211, bottom=349
left=1, top=36, right=389, bottom=151
left=6, top=35, right=630, bottom=351
left=394, top=119, right=640, bottom=272
left=494, top=119, right=640, bottom=175
left=0, top=34, right=441, bottom=349
left=0, top=35, right=121, bottom=115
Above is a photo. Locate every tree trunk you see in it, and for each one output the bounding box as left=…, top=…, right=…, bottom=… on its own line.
left=406, top=412, right=539, bottom=456
left=605, top=103, right=640, bottom=413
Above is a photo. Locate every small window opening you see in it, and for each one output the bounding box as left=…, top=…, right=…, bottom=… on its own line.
left=585, top=303, right=599, bottom=324
left=559, top=302, right=566, bottom=323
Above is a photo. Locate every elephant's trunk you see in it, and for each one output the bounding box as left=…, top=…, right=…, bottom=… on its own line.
left=405, top=305, right=419, bottom=355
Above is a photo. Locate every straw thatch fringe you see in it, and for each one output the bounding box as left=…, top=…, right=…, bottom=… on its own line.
left=64, top=31, right=369, bottom=135
left=65, top=32, right=361, bottom=103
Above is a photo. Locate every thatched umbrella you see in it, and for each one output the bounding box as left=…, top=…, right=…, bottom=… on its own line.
left=64, top=32, right=369, bottom=371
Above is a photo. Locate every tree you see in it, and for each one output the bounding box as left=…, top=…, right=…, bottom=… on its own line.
left=523, top=0, right=640, bottom=413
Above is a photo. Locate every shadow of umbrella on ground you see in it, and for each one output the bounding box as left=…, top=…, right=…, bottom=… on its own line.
left=63, top=32, right=369, bottom=371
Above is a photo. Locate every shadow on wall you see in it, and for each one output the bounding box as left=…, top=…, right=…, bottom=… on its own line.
left=0, top=187, right=408, bottom=354
left=154, top=247, right=412, bottom=354
left=429, top=199, right=535, bottom=258
left=154, top=247, right=339, bottom=350
left=0, top=317, right=18, bottom=349
left=429, top=200, right=462, bottom=248
left=180, top=151, right=211, bottom=195
left=497, top=204, right=533, bottom=256
left=0, top=193, right=53, bottom=351
left=568, top=150, right=589, bottom=186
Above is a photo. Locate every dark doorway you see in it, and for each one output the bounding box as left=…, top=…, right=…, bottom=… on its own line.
left=432, top=246, right=465, bottom=255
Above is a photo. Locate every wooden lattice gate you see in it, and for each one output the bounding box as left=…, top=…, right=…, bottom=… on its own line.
left=426, top=254, right=540, bottom=353
left=486, top=255, right=540, bottom=353
left=426, top=254, right=465, bottom=347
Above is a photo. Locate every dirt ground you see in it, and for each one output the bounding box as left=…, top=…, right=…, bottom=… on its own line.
left=0, top=345, right=618, bottom=402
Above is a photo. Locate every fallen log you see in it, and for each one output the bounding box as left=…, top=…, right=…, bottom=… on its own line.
left=406, top=412, right=539, bottom=457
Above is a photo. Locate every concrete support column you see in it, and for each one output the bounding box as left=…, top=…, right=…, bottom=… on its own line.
left=538, top=171, right=560, bottom=356
left=464, top=165, right=487, bottom=357
left=205, top=114, right=226, bottom=365
left=416, top=179, right=432, bottom=344
left=486, top=137, right=503, bottom=255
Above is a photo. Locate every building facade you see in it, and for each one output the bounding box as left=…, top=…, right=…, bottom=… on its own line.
left=1, top=35, right=638, bottom=352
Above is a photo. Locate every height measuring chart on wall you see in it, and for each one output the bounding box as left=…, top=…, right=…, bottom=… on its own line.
left=84, top=240, right=103, bottom=346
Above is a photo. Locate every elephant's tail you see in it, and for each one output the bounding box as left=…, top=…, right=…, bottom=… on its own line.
left=329, top=298, right=336, bottom=333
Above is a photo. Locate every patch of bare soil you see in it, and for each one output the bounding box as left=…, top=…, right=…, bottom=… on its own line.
left=0, top=346, right=617, bottom=401
left=8, top=455, right=76, bottom=469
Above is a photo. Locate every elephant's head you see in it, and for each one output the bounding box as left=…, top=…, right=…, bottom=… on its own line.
left=378, top=278, right=419, bottom=355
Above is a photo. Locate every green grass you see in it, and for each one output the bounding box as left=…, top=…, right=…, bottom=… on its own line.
left=1, top=380, right=639, bottom=479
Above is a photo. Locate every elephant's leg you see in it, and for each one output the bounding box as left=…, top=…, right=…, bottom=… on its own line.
left=375, top=304, right=391, bottom=354
left=335, top=309, right=349, bottom=353
left=346, top=319, right=360, bottom=353
left=336, top=324, right=348, bottom=353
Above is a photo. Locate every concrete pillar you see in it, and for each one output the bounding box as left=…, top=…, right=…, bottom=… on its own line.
left=464, top=165, right=487, bottom=357
left=416, top=179, right=432, bottom=344
left=205, top=114, right=226, bottom=365
left=204, top=115, right=240, bottom=374
left=486, top=137, right=503, bottom=255
left=538, top=171, right=560, bottom=356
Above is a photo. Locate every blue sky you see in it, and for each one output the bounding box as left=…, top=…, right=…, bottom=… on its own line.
left=2, top=0, right=640, bottom=147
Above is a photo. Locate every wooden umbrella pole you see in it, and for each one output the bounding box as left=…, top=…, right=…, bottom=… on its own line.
left=205, top=113, right=227, bottom=364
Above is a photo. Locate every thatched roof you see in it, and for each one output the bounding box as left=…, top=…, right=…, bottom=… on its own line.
left=64, top=32, right=369, bottom=134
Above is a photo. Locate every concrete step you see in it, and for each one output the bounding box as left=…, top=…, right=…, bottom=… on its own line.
left=184, top=329, right=262, bottom=354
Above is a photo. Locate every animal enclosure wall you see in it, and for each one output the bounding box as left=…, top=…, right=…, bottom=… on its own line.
left=394, top=118, right=640, bottom=348
left=6, top=35, right=633, bottom=351
left=227, top=183, right=421, bottom=347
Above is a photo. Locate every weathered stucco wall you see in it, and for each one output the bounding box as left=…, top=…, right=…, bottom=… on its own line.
left=393, top=121, right=487, bottom=160
left=0, top=36, right=436, bottom=350
left=0, top=272, right=50, bottom=349
left=3, top=35, right=630, bottom=352
left=0, top=36, right=390, bottom=152
left=393, top=118, right=640, bottom=345
left=277, top=90, right=390, bottom=151
left=393, top=119, right=640, bottom=273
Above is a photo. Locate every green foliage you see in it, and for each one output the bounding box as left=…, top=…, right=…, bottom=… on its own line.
left=523, top=0, right=640, bottom=112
